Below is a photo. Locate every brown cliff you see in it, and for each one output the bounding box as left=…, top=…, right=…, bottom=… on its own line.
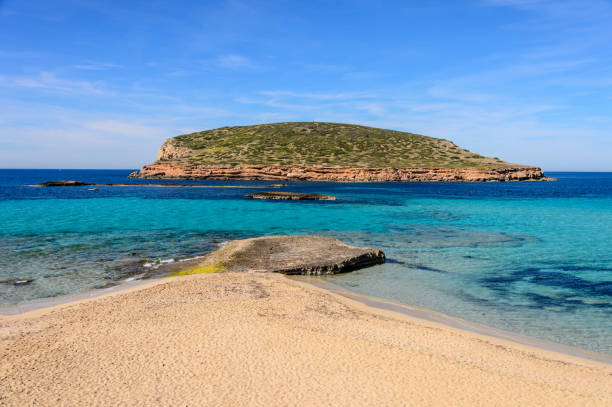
left=129, top=162, right=550, bottom=182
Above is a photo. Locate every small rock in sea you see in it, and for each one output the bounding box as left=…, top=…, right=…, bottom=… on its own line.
left=94, top=282, right=120, bottom=290
left=245, top=191, right=337, bottom=201
left=0, top=278, right=35, bottom=286
left=35, top=180, right=92, bottom=187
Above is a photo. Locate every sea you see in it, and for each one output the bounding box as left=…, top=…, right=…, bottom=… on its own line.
left=1, top=169, right=611, bottom=355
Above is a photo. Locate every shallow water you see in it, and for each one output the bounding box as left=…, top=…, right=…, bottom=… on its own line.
left=0, top=169, right=611, bottom=355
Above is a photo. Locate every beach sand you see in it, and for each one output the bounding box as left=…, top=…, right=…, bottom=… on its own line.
left=1, top=272, right=611, bottom=406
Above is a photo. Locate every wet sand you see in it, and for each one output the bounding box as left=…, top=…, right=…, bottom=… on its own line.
left=1, top=272, right=611, bottom=406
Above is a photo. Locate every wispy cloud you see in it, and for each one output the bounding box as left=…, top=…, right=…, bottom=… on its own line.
left=0, top=101, right=177, bottom=168
left=425, top=55, right=599, bottom=104
left=258, top=90, right=375, bottom=100
left=235, top=96, right=323, bottom=111
left=73, top=62, right=122, bottom=71
left=427, top=82, right=494, bottom=103
left=235, top=90, right=384, bottom=115
left=483, top=0, right=612, bottom=28
left=0, top=49, right=45, bottom=59
left=483, top=0, right=612, bottom=15
left=216, top=54, right=257, bottom=69
left=302, top=63, right=352, bottom=73
left=0, top=72, right=109, bottom=95
left=2, top=0, right=611, bottom=170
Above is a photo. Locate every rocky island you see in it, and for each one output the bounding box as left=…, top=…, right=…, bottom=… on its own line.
left=129, top=122, right=551, bottom=182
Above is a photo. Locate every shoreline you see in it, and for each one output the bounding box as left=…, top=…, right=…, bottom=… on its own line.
left=2, top=272, right=611, bottom=405
left=0, top=278, right=157, bottom=316
left=2, top=272, right=610, bottom=366
left=294, top=276, right=612, bottom=365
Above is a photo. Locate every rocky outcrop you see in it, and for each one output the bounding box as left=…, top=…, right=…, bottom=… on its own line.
left=245, top=192, right=337, bottom=200
left=26, top=182, right=287, bottom=189
left=34, top=181, right=92, bottom=187
left=175, top=235, right=385, bottom=275
left=0, top=278, right=35, bottom=286
left=129, top=162, right=551, bottom=182
left=156, top=138, right=193, bottom=161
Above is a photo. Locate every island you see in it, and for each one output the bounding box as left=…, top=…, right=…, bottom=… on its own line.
left=128, top=122, right=551, bottom=182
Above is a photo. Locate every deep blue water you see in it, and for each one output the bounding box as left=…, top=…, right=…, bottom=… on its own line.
left=1, top=169, right=611, bottom=354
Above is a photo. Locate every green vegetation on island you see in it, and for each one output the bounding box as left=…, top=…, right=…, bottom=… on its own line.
left=164, top=122, right=512, bottom=169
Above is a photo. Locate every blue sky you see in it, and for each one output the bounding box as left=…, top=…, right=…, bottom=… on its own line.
left=1, top=0, right=611, bottom=170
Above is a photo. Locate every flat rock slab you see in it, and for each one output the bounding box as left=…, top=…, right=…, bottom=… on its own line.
left=27, top=182, right=287, bottom=189
left=34, top=180, right=92, bottom=187
left=245, top=191, right=337, bottom=201
left=186, top=235, right=385, bottom=275
left=0, top=278, right=35, bottom=286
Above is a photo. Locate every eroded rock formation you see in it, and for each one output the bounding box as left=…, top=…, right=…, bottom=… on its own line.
left=129, top=162, right=551, bottom=182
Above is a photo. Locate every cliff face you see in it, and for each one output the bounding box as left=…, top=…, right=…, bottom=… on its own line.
left=129, top=162, right=550, bottom=182
left=156, top=139, right=192, bottom=161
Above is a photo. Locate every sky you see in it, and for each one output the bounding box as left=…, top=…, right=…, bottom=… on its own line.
left=1, top=0, right=611, bottom=171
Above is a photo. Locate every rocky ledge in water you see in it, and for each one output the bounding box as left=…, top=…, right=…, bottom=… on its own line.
left=245, top=191, right=337, bottom=201
left=33, top=180, right=92, bottom=187
left=128, top=163, right=552, bottom=182
left=174, top=235, right=385, bottom=276
left=0, top=278, right=35, bottom=286
left=27, top=181, right=287, bottom=189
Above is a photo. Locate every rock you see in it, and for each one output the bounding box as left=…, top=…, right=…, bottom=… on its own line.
left=156, top=139, right=193, bottom=161
left=176, top=235, right=385, bottom=276
left=245, top=192, right=337, bottom=201
left=27, top=182, right=289, bottom=189
left=35, top=180, right=92, bottom=187
left=128, top=163, right=553, bottom=182
left=93, top=282, right=120, bottom=289
left=0, top=278, right=35, bottom=286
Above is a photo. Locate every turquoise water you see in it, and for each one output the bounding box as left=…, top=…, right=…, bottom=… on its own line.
left=1, top=170, right=611, bottom=355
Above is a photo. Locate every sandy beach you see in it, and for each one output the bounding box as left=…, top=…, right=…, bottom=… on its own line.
left=1, top=272, right=611, bottom=406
